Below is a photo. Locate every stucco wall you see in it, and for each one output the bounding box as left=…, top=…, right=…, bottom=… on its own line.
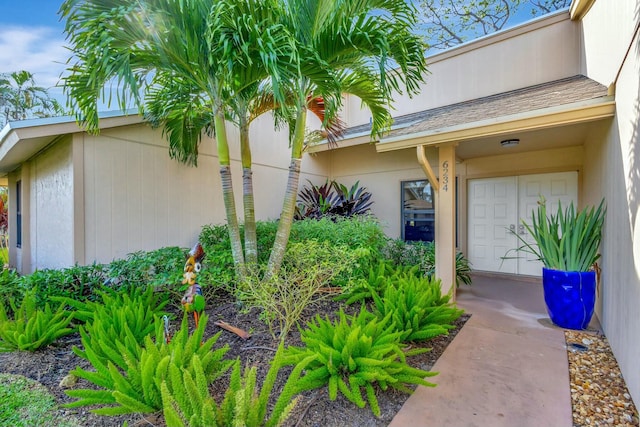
left=30, top=137, right=74, bottom=270
left=580, top=0, right=640, bottom=405
left=81, top=115, right=322, bottom=265
left=322, top=144, right=586, bottom=244
left=343, top=12, right=582, bottom=127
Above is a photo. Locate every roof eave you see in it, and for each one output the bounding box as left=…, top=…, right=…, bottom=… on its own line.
left=0, top=112, right=144, bottom=175
left=376, top=96, right=616, bottom=153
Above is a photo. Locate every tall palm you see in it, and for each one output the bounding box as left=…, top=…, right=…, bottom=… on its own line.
left=0, top=70, right=63, bottom=127
left=266, top=0, right=428, bottom=275
left=60, top=0, right=295, bottom=279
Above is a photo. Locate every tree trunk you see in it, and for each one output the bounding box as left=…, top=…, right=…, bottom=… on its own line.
left=240, top=120, right=257, bottom=265
left=267, top=106, right=307, bottom=276
left=214, top=113, right=246, bottom=280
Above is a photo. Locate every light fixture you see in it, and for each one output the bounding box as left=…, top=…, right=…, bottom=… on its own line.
left=500, top=138, right=520, bottom=147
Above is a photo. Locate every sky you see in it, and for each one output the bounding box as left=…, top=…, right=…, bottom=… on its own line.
left=0, top=1, right=567, bottom=111
left=0, top=1, right=68, bottom=105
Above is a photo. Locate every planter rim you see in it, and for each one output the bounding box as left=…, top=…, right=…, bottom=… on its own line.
left=542, top=267, right=596, bottom=274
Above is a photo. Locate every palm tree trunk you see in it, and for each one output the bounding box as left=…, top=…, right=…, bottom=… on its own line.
left=267, top=106, right=307, bottom=276
left=240, top=119, right=258, bottom=265
left=214, top=113, right=246, bottom=280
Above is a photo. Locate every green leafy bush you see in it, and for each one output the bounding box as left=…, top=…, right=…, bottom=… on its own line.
left=65, top=314, right=233, bottom=415
left=0, top=268, right=23, bottom=314
left=338, top=260, right=408, bottom=305
left=294, top=180, right=373, bottom=219
left=199, top=217, right=388, bottom=287
left=59, top=286, right=169, bottom=370
left=371, top=274, right=464, bottom=342
left=0, top=291, right=75, bottom=352
left=283, top=307, right=437, bottom=417
left=162, top=344, right=316, bottom=427
left=382, top=240, right=472, bottom=287
left=237, top=241, right=358, bottom=339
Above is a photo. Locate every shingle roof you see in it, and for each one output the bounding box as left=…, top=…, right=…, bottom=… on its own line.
left=343, top=75, right=609, bottom=139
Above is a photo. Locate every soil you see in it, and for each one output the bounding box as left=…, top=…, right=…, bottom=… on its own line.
left=0, top=290, right=470, bottom=427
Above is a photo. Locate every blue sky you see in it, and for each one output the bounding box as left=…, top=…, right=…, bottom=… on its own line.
left=0, top=1, right=67, bottom=103
left=0, top=1, right=567, bottom=110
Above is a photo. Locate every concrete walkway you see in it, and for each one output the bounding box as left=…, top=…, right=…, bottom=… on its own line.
left=389, top=274, right=574, bottom=427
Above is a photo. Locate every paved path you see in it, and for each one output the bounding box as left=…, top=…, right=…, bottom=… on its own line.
left=389, top=274, right=573, bottom=427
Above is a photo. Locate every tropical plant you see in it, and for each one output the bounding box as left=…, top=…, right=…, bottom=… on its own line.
left=283, top=307, right=437, bottom=417
left=0, top=70, right=65, bottom=127
left=61, top=0, right=426, bottom=283
left=266, top=0, right=428, bottom=276
left=0, top=291, right=75, bottom=352
left=295, top=180, right=373, bottom=220
left=371, top=274, right=464, bottom=342
left=237, top=241, right=358, bottom=340
left=382, top=240, right=473, bottom=287
left=60, top=287, right=169, bottom=370
left=338, top=260, right=406, bottom=305
left=507, top=196, right=606, bottom=272
left=65, top=314, right=233, bottom=415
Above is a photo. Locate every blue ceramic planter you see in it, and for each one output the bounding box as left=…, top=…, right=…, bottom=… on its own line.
left=542, top=268, right=596, bottom=330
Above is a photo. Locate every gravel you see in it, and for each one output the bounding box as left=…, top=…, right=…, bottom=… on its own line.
left=566, top=330, right=639, bottom=427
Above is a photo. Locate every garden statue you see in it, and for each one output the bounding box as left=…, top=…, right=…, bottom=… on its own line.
left=181, top=243, right=206, bottom=328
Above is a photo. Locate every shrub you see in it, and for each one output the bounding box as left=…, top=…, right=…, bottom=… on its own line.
left=65, top=314, right=233, bottom=415
left=0, top=268, right=23, bottom=314
left=382, top=240, right=473, bottom=288
left=283, top=307, right=437, bottom=417
left=294, top=179, right=373, bottom=219
left=237, top=241, right=358, bottom=339
left=371, top=274, right=464, bottom=342
left=162, top=344, right=316, bottom=427
left=0, top=291, right=75, bottom=352
left=338, top=260, right=405, bottom=305
left=60, top=286, right=169, bottom=370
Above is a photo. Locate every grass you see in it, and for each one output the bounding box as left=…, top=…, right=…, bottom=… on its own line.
left=0, top=373, right=81, bottom=427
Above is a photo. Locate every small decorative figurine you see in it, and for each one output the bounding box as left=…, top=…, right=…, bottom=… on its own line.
left=181, top=243, right=206, bottom=328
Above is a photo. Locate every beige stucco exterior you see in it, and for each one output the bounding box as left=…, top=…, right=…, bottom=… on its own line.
left=578, top=0, right=640, bottom=405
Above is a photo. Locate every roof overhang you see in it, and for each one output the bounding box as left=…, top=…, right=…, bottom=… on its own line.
left=376, top=96, right=615, bottom=153
left=0, top=110, right=143, bottom=175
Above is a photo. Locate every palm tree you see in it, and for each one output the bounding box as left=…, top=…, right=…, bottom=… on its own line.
left=60, top=0, right=296, bottom=279
left=265, top=0, right=428, bottom=275
left=0, top=70, right=63, bottom=127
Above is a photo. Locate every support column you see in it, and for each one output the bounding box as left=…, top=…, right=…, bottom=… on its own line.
left=435, top=144, right=456, bottom=299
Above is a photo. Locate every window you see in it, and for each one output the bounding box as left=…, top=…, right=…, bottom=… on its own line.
left=401, top=180, right=434, bottom=242
left=16, top=180, right=21, bottom=248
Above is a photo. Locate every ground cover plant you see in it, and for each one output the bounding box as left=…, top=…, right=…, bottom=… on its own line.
left=0, top=217, right=468, bottom=426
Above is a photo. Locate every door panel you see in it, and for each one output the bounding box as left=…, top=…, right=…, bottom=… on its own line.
left=467, top=172, right=578, bottom=276
left=467, top=177, right=518, bottom=273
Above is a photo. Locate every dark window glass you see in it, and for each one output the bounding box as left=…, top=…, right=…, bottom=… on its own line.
left=401, top=180, right=434, bottom=242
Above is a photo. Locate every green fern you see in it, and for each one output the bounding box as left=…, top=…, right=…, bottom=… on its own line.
left=283, top=307, right=437, bottom=417
left=65, top=314, right=232, bottom=415
left=0, top=291, right=75, bottom=352
left=372, top=273, right=464, bottom=342
left=65, top=287, right=168, bottom=370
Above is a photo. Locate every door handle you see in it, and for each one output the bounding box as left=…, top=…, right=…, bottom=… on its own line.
left=518, top=224, right=525, bottom=235
left=509, top=224, right=515, bottom=232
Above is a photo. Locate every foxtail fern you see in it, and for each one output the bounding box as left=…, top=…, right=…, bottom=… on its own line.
left=0, top=291, right=75, bottom=352
left=65, top=314, right=232, bottom=415
left=372, top=274, right=463, bottom=342
left=283, top=307, right=437, bottom=417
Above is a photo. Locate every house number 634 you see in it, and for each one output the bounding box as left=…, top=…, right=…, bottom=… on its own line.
left=441, top=160, right=449, bottom=192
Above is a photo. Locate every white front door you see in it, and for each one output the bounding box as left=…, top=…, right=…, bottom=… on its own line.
left=467, top=172, right=578, bottom=276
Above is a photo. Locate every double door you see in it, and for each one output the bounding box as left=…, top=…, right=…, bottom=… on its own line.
left=467, top=172, right=578, bottom=276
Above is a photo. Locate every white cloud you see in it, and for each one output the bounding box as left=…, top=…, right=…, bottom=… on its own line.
left=0, top=25, right=68, bottom=103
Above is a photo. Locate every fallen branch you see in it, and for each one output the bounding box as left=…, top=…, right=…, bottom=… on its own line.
left=213, top=320, right=251, bottom=340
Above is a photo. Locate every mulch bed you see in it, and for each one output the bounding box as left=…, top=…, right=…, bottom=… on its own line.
left=0, top=290, right=469, bottom=427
